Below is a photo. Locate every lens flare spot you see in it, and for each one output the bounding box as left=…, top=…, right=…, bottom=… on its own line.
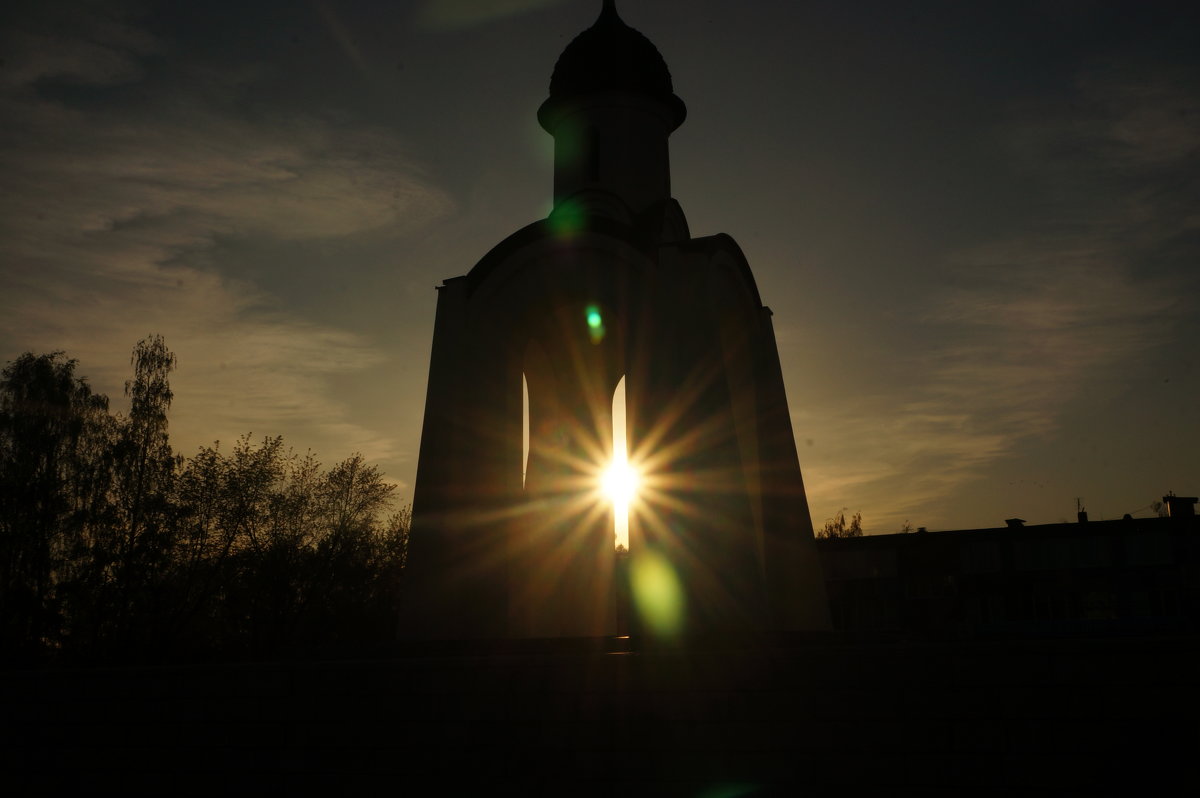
left=631, top=550, right=685, bottom=637
left=548, top=198, right=586, bottom=238
left=584, top=304, right=606, bottom=343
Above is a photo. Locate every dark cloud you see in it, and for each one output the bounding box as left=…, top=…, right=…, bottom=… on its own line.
left=0, top=2, right=453, bottom=477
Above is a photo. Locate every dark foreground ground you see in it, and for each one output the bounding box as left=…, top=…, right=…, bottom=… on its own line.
left=4, top=633, right=1197, bottom=796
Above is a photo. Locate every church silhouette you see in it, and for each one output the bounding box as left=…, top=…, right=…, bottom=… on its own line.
left=7, top=6, right=1194, bottom=795
left=405, top=0, right=829, bottom=640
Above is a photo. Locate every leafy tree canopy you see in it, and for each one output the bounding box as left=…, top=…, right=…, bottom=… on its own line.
left=0, top=338, right=408, bottom=664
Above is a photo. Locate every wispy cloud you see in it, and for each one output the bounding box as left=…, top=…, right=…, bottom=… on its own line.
left=800, top=68, right=1199, bottom=532
left=0, top=1, right=162, bottom=90
left=0, top=6, right=454, bottom=475
left=415, top=0, right=568, bottom=31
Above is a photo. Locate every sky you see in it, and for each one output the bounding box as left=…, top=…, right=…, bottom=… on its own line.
left=1, top=0, right=1197, bottom=534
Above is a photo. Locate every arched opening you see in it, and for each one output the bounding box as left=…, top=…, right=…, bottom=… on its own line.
left=609, top=375, right=631, bottom=549
left=524, top=356, right=635, bottom=550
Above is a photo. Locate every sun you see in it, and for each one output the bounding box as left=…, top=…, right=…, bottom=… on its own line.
left=602, top=458, right=640, bottom=507
left=601, top=454, right=640, bottom=550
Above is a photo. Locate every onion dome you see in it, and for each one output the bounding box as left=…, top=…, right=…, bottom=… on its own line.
left=538, top=0, right=686, bottom=132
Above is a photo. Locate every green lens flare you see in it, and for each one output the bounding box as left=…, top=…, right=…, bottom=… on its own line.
left=585, top=304, right=605, bottom=344
left=631, top=550, right=685, bottom=637
left=548, top=198, right=585, bottom=237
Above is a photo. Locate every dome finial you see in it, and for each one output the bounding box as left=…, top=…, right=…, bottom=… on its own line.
left=597, top=1, right=623, bottom=28
left=540, top=0, right=686, bottom=133
left=598, top=1, right=619, bottom=25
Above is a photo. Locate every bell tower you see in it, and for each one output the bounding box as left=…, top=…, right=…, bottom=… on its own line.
left=403, top=2, right=830, bottom=640
left=538, top=0, right=686, bottom=219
